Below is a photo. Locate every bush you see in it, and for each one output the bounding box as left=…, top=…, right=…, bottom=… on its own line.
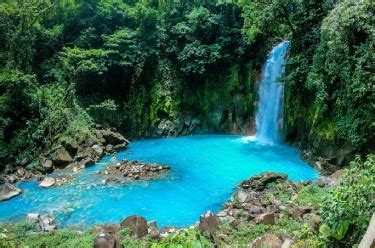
left=320, top=154, right=375, bottom=247
left=150, top=228, right=213, bottom=248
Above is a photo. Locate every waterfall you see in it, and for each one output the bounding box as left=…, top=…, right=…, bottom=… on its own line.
left=255, top=41, right=290, bottom=144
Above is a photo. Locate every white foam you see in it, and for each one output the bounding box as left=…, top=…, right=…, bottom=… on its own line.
left=239, top=136, right=257, bottom=143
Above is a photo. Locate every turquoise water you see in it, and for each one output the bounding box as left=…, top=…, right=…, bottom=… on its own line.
left=0, top=135, right=318, bottom=227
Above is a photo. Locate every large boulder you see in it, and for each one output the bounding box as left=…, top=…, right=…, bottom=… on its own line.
left=40, top=158, right=53, bottom=172
left=198, top=211, right=221, bottom=234
left=255, top=212, right=276, bottom=225
left=39, top=214, right=57, bottom=232
left=239, top=172, right=287, bottom=191
left=120, top=215, right=148, bottom=238
left=98, top=130, right=129, bottom=146
left=93, top=224, right=121, bottom=248
left=92, top=144, right=104, bottom=157
left=94, top=233, right=117, bottom=248
left=51, top=147, right=73, bottom=167
left=248, top=234, right=282, bottom=248
left=0, top=183, right=22, bottom=201
left=39, top=177, right=56, bottom=188
left=231, top=190, right=249, bottom=203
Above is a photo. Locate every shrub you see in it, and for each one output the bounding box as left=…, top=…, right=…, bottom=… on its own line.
left=320, top=154, right=375, bottom=247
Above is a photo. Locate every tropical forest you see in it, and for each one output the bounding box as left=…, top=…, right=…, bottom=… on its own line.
left=0, top=0, right=374, bottom=247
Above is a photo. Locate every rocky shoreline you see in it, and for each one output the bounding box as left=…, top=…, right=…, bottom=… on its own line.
left=0, top=128, right=130, bottom=201
left=98, top=159, right=171, bottom=184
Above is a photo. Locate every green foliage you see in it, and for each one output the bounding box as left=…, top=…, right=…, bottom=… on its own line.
left=151, top=229, right=213, bottom=248
left=279, top=0, right=374, bottom=155
left=320, top=154, right=375, bottom=247
left=217, top=222, right=269, bottom=246
left=306, top=0, right=375, bottom=148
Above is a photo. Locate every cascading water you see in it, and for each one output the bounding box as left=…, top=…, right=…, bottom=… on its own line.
left=256, top=41, right=290, bottom=144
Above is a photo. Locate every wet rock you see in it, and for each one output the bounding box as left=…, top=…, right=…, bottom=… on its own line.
left=80, top=158, right=95, bottom=168
left=39, top=177, right=55, bottom=188
left=39, top=214, right=57, bottom=232
left=248, top=233, right=282, bottom=248
left=92, top=144, right=104, bottom=157
left=52, top=147, right=73, bottom=167
left=255, top=212, right=275, bottom=225
left=239, top=172, right=287, bottom=191
left=0, top=183, right=22, bottom=201
left=198, top=211, right=221, bottom=234
left=120, top=215, right=148, bottom=238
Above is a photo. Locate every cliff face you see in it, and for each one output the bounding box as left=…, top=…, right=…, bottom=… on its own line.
left=97, top=60, right=259, bottom=139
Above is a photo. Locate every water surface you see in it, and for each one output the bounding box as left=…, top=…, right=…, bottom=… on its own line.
left=0, top=135, right=318, bottom=227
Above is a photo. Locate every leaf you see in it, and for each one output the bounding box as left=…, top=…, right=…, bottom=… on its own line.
left=319, top=224, right=332, bottom=238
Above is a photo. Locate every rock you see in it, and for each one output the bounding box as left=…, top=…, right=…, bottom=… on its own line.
left=0, top=183, right=22, bottom=201
left=93, top=223, right=121, bottom=248
left=291, top=206, right=313, bottom=219
left=239, top=172, right=288, bottom=191
left=105, top=144, right=114, bottom=153
left=249, top=206, right=263, bottom=215
left=20, top=157, right=30, bottom=166
left=16, top=168, right=27, bottom=178
left=62, top=140, right=79, bottom=154
left=248, top=234, right=282, bottom=248
left=94, top=233, right=117, bottom=248
left=99, top=160, right=170, bottom=184
left=40, top=158, right=53, bottom=172
left=39, top=214, right=57, bottom=232
left=328, top=169, right=345, bottom=186
left=255, top=212, right=275, bottom=225
left=52, top=147, right=73, bottom=167
left=27, top=213, right=40, bottom=223
left=120, top=215, right=148, bottom=238
left=232, top=190, right=249, bottom=203
left=281, top=238, right=294, bottom=248
left=39, top=177, right=55, bottom=188
left=92, top=144, right=104, bottom=157
left=5, top=175, right=17, bottom=184
left=303, top=213, right=320, bottom=233
left=148, top=221, right=159, bottom=239
left=359, top=213, right=375, bottom=248
left=99, top=130, right=129, bottom=145
left=198, top=211, right=221, bottom=234
left=80, top=158, right=95, bottom=168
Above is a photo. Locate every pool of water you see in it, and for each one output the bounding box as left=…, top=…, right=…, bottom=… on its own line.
left=0, top=135, right=318, bottom=227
